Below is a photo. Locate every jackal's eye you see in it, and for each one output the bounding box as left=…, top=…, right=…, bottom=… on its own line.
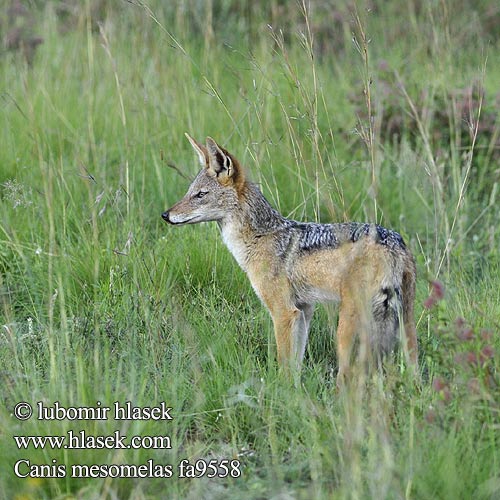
left=194, top=191, right=208, bottom=199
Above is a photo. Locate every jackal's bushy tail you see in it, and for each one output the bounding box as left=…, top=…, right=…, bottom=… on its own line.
left=370, top=249, right=416, bottom=359
left=401, top=251, right=417, bottom=362
left=402, top=253, right=416, bottom=324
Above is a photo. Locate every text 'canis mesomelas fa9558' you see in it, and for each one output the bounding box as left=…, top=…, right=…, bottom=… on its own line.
left=162, top=135, right=418, bottom=383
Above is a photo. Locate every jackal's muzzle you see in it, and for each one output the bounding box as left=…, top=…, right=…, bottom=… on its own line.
left=161, top=211, right=173, bottom=224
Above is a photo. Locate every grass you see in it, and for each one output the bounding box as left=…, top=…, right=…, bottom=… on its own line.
left=1, top=1, right=499, bottom=498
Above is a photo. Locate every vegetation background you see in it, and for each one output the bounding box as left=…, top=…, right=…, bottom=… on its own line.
left=0, top=0, right=499, bottom=498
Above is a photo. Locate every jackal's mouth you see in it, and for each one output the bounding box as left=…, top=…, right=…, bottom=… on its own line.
left=162, top=211, right=200, bottom=225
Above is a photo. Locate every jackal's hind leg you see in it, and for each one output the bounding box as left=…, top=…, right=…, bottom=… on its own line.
left=336, top=293, right=372, bottom=387
left=336, top=305, right=358, bottom=387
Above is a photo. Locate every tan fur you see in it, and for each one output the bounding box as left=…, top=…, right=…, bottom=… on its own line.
left=163, top=135, right=418, bottom=383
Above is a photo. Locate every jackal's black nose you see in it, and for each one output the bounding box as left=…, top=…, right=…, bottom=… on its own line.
left=162, top=211, right=170, bottom=223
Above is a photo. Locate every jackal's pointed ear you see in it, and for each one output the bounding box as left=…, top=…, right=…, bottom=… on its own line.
left=206, top=137, right=237, bottom=180
left=185, top=133, right=208, bottom=166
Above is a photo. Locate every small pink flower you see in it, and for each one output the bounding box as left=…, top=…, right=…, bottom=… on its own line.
left=465, top=352, right=478, bottom=366
left=425, top=408, right=437, bottom=424
left=424, top=297, right=436, bottom=309
left=482, top=345, right=494, bottom=358
left=423, top=280, right=445, bottom=308
left=480, top=329, right=493, bottom=342
left=378, top=59, right=390, bottom=72
left=431, top=280, right=445, bottom=300
left=479, top=345, right=495, bottom=366
left=458, top=328, right=474, bottom=341
left=432, top=378, right=452, bottom=404
left=442, top=387, right=452, bottom=403
left=455, top=317, right=466, bottom=329
left=432, top=377, right=447, bottom=391
left=467, top=378, right=481, bottom=395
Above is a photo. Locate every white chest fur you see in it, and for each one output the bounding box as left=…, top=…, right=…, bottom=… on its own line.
left=220, top=222, right=249, bottom=271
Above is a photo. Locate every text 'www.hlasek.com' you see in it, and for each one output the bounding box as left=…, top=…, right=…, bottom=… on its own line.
left=12, top=401, right=242, bottom=479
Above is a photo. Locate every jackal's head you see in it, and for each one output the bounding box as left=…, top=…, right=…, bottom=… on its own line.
left=162, top=134, right=246, bottom=225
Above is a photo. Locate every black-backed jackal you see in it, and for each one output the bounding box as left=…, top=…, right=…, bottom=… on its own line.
left=163, top=135, right=418, bottom=383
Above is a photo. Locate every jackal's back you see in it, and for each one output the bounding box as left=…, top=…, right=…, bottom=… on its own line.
left=291, top=221, right=406, bottom=253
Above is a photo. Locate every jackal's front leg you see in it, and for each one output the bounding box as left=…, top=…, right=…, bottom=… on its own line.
left=272, top=306, right=312, bottom=372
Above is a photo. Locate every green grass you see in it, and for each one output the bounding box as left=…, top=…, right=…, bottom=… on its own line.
left=1, top=1, right=499, bottom=498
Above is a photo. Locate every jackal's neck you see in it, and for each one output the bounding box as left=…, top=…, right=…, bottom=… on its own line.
left=236, top=182, right=288, bottom=233
left=218, top=182, right=288, bottom=270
